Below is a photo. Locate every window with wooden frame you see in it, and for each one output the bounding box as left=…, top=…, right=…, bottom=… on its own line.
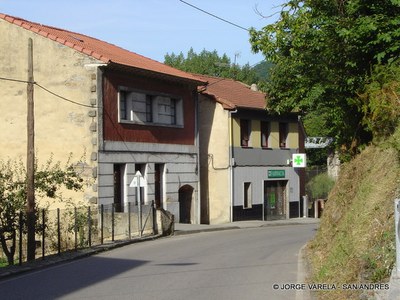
left=118, top=88, right=183, bottom=127
left=240, top=119, right=251, bottom=147
left=279, top=122, right=288, bottom=148
left=261, top=121, right=270, bottom=148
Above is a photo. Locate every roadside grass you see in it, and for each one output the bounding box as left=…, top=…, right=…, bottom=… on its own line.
left=306, top=143, right=400, bottom=300
left=0, top=256, right=20, bottom=267
left=0, top=257, right=8, bottom=268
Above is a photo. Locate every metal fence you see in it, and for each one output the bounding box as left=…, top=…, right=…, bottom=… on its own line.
left=0, top=202, right=156, bottom=266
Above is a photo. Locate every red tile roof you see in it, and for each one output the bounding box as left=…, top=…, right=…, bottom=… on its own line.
left=0, top=13, right=206, bottom=84
left=196, top=74, right=267, bottom=110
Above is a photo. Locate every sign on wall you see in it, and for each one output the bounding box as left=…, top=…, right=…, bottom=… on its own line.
left=268, top=170, right=285, bottom=178
left=292, top=153, right=307, bottom=168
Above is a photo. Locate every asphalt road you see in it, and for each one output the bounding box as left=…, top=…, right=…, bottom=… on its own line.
left=0, top=224, right=318, bottom=300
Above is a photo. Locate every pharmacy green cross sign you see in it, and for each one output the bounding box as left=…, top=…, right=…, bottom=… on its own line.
left=292, top=153, right=306, bottom=168
left=294, top=155, right=303, bottom=165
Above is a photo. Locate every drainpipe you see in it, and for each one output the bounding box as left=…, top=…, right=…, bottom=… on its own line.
left=228, top=109, right=238, bottom=222
left=194, top=90, right=201, bottom=224
left=94, top=64, right=106, bottom=207
left=91, top=63, right=107, bottom=153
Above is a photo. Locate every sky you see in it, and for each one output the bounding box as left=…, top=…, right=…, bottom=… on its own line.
left=1, top=0, right=285, bottom=66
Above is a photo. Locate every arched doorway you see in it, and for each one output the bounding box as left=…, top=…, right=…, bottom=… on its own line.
left=179, top=185, right=194, bottom=223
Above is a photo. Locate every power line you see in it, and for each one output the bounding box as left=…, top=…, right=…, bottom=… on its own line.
left=35, top=83, right=95, bottom=108
left=0, top=76, right=97, bottom=108
left=0, top=76, right=30, bottom=84
left=0, top=75, right=144, bottom=163
left=179, top=0, right=249, bottom=32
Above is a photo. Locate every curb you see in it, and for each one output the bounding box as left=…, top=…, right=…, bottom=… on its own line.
left=296, top=244, right=318, bottom=300
left=174, top=219, right=320, bottom=236
left=260, top=221, right=319, bottom=227
left=173, top=226, right=240, bottom=236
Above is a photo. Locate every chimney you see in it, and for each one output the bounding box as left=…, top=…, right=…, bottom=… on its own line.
left=250, top=83, right=258, bottom=91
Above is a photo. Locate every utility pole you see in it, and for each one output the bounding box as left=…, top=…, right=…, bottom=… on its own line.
left=26, top=38, right=36, bottom=261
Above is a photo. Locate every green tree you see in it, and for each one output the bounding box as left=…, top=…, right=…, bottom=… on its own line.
left=164, top=48, right=261, bottom=86
left=0, top=155, right=83, bottom=265
left=358, top=61, right=400, bottom=140
left=250, top=0, right=400, bottom=156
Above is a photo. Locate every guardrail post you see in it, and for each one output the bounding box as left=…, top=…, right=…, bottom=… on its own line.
left=135, top=172, right=142, bottom=237
left=74, top=207, right=78, bottom=251
left=101, top=204, right=104, bottom=244
left=303, top=195, right=308, bottom=218
left=88, top=206, right=92, bottom=247
left=42, top=209, right=45, bottom=260
left=57, top=208, right=61, bottom=255
left=152, top=200, right=156, bottom=235
left=19, top=211, right=23, bottom=266
left=112, top=203, right=115, bottom=242
left=128, top=202, right=131, bottom=239
left=395, top=199, right=400, bottom=276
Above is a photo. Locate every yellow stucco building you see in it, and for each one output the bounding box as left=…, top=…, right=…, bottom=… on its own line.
left=198, top=75, right=306, bottom=224
left=0, top=14, right=99, bottom=208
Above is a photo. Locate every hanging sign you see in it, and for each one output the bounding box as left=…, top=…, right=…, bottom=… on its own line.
left=292, top=153, right=307, bottom=168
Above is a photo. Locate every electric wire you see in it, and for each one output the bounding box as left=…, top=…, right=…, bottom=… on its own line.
left=35, top=83, right=95, bottom=108
left=0, top=76, right=98, bottom=108
left=0, top=76, right=30, bottom=84
left=0, top=75, right=158, bottom=166
left=179, top=0, right=249, bottom=32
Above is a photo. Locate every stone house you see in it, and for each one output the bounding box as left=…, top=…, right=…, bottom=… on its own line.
left=198, top=74, right=306, bottom=224
left=0, top=14, right=206, bottom=224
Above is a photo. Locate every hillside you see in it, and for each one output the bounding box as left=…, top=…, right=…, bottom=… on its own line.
left=252, top=60, right=273, bottom=80
left=307, top=128, right=400, bottom=299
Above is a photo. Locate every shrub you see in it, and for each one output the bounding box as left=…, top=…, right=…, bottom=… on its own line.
left=306, top=172, right=335, bottom=200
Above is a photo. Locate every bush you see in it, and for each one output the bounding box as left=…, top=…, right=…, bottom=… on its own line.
left=306, top=172, right=335, bottom=200
left=0, top=155, right=84, bottom=265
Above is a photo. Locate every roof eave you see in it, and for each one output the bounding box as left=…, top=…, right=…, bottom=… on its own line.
left=235, top=105, right=267, bottom=111
left=200, top=92, right=236, bottom=110
left=106, top=62, right=207, bottom=86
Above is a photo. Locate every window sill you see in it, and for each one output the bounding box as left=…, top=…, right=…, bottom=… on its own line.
left=119, top=120, right=184, bottom=129
left=241, top=146, right=253, bottom=149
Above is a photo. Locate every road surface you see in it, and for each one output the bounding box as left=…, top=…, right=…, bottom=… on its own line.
left=0, top=224, right=317, bottom=300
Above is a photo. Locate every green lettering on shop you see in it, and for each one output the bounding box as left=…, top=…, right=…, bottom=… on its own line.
left=268, top=170, right=285, bottom=178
